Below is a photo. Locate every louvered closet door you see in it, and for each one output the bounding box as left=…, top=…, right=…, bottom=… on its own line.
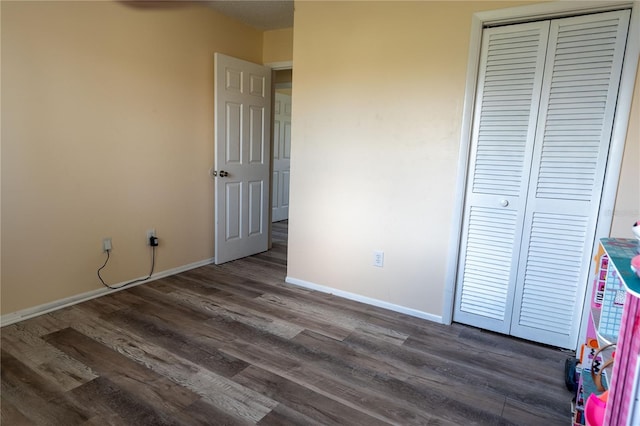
left=453, top=22, right=550, bottom=334
left=510, top=10, right=630, bottom=348
left=454, top=9, right=630, bottom=349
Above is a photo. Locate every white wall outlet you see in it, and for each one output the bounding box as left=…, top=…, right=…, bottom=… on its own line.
left=146, top=229, right=156, bottom=245
left=102, top=238, right=112, bottom=252
left=373, top=250, right=384, bottom=267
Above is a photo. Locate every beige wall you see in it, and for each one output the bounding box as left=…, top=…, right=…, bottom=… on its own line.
left=263, top=27, right=294, bottom=64
left=288, top=1, right=640, bottom=318
left=1, top=1, right=262, bottom=314
left=611, top=59, right=640, bottom=238
left=274, top=69, right=293, bottom=85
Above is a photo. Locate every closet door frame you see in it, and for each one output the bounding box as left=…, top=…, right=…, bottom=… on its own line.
left=443, top=1, right=640, bottom=352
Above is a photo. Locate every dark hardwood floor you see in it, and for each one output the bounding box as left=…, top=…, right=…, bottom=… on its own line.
left=1, top=221, right=573, bottom=425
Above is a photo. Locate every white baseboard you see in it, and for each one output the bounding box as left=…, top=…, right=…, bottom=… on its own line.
left=285, top=276, right=443, bottom=324
left=0, top=257, right=216, bottom=327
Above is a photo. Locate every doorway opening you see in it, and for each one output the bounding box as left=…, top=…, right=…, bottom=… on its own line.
left=270, top=67, right=293, bottom=248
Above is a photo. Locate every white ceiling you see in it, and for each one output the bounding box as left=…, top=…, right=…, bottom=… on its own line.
left=205, top=1, right=293, bottom=30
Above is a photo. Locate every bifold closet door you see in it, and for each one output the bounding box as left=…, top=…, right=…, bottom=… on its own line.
left=454, top=10, right=630, bottom=349
left=510, top=10, right=630, bottom=348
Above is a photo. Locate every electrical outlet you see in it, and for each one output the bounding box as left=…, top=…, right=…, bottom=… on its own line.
left=146, top=229, right=156, bottom=246
left=373, top=250, right=384, bottom=267
left=102, top=238, right=112, bottom=252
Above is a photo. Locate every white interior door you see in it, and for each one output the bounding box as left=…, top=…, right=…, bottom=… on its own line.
left=454, top=10, right=630, bottom=349
left=272, top=92, right=292, bottom=222
left=214, top=53, right=271, bottom=265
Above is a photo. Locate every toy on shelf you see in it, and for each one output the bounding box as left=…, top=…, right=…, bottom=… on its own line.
left=632, top=255, right=640, bottom=279
left=585, top=391, right=609, bottom=426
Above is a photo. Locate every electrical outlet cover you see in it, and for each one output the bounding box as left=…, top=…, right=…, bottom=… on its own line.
left=146, top=229, right=156, bottom=245
left=373, top=250, right=384, bottom=267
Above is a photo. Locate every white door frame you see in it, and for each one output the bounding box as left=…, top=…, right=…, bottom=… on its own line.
left=443, top=1, right=640, bottom=351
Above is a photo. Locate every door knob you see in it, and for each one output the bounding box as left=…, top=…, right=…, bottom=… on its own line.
left=500, top=199, right=509, bottom=207
left=219, top=170, right=229, bottom=177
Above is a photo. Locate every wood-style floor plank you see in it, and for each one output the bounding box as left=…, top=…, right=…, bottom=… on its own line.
left=50, top=308, right=278, bottom=423
left=1, top=221, right=572, bottom=425
left=2, top=323, right=98, bottom=392
left=234, top=365, right=392, bottom=426
left=1, top=350, right=91, bottom=425
left=220, top=338, right=426, bottom=425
